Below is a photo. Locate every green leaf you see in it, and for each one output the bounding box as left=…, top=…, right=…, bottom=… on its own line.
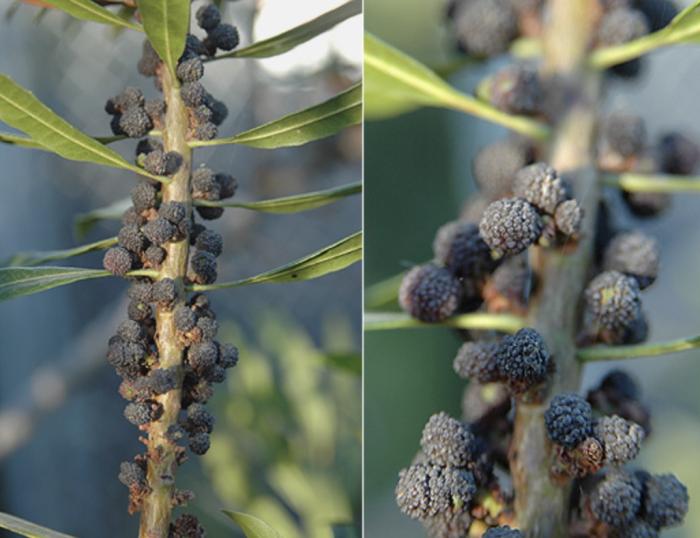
left=190, top=231, right=362, bottom=291
left=74, top=197, right=132, bottom=239
left=364, top=312, right=525, bottom=333
left=322, top=353, right=361, bottom=376
left=364, top=33, right=550, bottom=140
left=0, top=75, right=165, bottom=182
left=4, top=237, right=118, bottom=267
left=589, top=1, right=700, bottom=68
left=0, top=511, right=76, bottom=538
left=42, top=0, right=140, bottom=30
left=365, top=270, right=407, bottom=309
left=0, top=131, right=43, bottom=149
left=195, top=182, right=361, bottom=214
left=137, top=0, right=190, bottom=77
left=223, top=510, right=281, bottom=538
left=601, top=172, right=700, bottom=193
left=215, top=0, right=361, bottom=60
left=190, top=82, right=362, bottom=149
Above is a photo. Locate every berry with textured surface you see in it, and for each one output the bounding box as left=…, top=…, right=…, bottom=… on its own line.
left=187, top=341, right=218, bottom=372
left=103, top=247, right=134, bottom=276
left=453, top=341, right=501, bottom=383
left=195, top=229, right=223, bottom=257
left=513, top=162, right=567, bottom=215
left=490, top=64, right=542, bottom=116
left=181, top=82, right=206, bottom=107
left=584, top=270, right=643, bottom=345
left=433, top=220, right=496, bottom=280
left=118, top=461, right=146, bottom=487
left=642, top=474, right=689, bottom=529
left=483, top=527, right=524, bottom=538
left=591, top=471, right=642, bottom=527
left=208, top=24, right=240, bottom=51
left=185, top=403, right=215, bottom=434
left=152, top=278, right=176, bottom=308
left=554, top=199, right=583, bottom=237
left=594, top=415, right=645, bottom=465
left=131, top=182, right=158, bottom=212
left=118, top=224, right=147, bottom=254
left=190, top=250, right=218, bottom=284
left=545, top=393, right=593, bottom=448
left=189, top=432, right=211, bottom=455
left=170, top=514, right=205, bottom=538
left=218, top=343, right=239, bottom=368
left=603, top=112, right=647, bottom=158
left=142, top=217, right=176, bottom=246
left=453, top=0, right=518, bottom=58
left=479, top=198, right=543, bottom=257
left=658, top=132, right=700, bottom=175
left=174, top=305, right=197, bottom=332
left=472, top=140, right=534, bottom=200
left=603, top=232, right=659, bottom=289
left=176, top=57, right=204, bottom=83
left=420, top=412, right=475, bottom=467
left=398, top=264, right=462, bottom=322
left=598, top=8, right=650, bottom=46
left=496, top=328, right=550, bottom=393
left=119, top=107, right=152, bottom=139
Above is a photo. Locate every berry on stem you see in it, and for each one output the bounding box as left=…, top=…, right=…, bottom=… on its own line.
left=398, top=264, right=462, bottom=322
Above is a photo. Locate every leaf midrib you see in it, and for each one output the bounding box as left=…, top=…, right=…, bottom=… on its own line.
left=51, top=0, right=140, bottom=30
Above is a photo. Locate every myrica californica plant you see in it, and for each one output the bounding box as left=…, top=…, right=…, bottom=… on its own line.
left=365, top=0, right=700, bottom=536
left=0, top=1, right=361, bottom=536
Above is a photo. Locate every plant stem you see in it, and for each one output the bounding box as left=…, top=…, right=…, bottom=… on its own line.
left=363, top=312, right=526, bottom=333
left=138, top=67, right=192, bottom=538
left=578, top=334, right=700, bottom=362
left=601, top=172, right=700, bottom=192
left=509, top=1, right=600, bottom=536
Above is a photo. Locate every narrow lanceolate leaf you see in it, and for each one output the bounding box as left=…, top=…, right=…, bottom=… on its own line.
left=577, top=334, right=700, bottom=363
left=0, top=75, right=166, bottom=182
left=214, top=0, right=361, bottom=60
left=364, top=33, right=550, bottom=140
left=74, top=197, right=132, bottom=239
left=590, top=0, right=700, bottom=68
left=0, top=132, right=125, bottom=150
left=194, top=182, right=361, bottom=214
left=0, top=511, right=76, bottom=538
left=191, top=83, right=362, bottom=149
left=137, top=0, right=190, bottom=76
left=223, top=511, right=281, bottom=538
left=602, top=172, right=700, bottom=193
left=5, top=237, right=118, bottom=267
left=191, top=231, right=362, bottom=291
left=42, top=0, right=140, bottom=30
left=0, top=266, right=156, bottom=303
left=364, top=312, right=526, bottom=333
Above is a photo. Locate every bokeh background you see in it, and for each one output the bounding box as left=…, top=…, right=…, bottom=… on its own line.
left=0, top=1, right=361, bottom=536
left=364, top=1, right=700, bottom=536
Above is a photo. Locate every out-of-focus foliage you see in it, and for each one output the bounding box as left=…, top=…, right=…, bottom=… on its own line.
left=202, top=312, right=361, bottom=538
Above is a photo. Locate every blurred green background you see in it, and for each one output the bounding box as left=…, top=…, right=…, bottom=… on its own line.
left=364, top=1, right=700, bottom=537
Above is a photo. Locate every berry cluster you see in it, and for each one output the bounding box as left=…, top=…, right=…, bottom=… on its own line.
left=396, top=412, right=508, bottom=537
left=101, top=5, right=242, bottom=529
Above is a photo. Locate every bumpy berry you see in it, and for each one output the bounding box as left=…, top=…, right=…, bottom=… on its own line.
left=189, top=250, right=218, bottom=285
left=145, top=368, right=177, bottom=395
left=490, top=64, right=542, bottom=116
left=196, top=316, right=218, bottom=340
left=584, top=271, right=643, bottom=344
left=152, top=278, right=176, bottom=308
left=117, top=319, right=146, bottom=343
left=479, top=198, right=543, bottom=257
left=157, top=202, right=186, bottom=226
left=601, top=369, right=639, bottom=402
left=433, top=220, right=496, bottom=280
left=483, top=254, right=533, bottom=313
left=398, top=264, right=462, bottom=322
left=513, top=162, right=567, bottom=215
left=472, top=140, right=533, bottom=200
left=196, top=4, right=221, bottom=31
left=131, top=181, right=158, bottom=212
left=136, top=137, right=163, bottom=157
left=218, top=343, right=239, bottom=368
left=208, top=24, right=240, bottom=51
left=124, top=401, right=160, bottom=426
left=194, top=229, right=223, bottom=257
left=112, top=87, right=144, bottom=112
left=188, top=341, right=218, bottom=372
left=603, top=113, right=647, bottom=158
left=103, top=247, right=133, bottom=276
left=658, top=132, right=700, bottom=175
left=189, top=432, right=211, bottom=455
left=591, top=471, right=642, bottom=527
left=554, top=199, right=583, bottom=237
left=594, top=415, right=645, bottom=465
left=194, top=121, right=218, bottom=141
left=192, top=167, right=220, bottom=200
left=420, top=412, right=475, bottom=467
left=119, top=107, right=152, bottom=138
left=118, top=461, right=145, bottom=487
left=138, top=41, right=161, bottom=77
left=642, top=474, right=689, bottom=529
left=118, top=224, right=147, bottom=254
left=144, top=246, right=166, bottom=267
left=610, top=520, right=659, bottom=538
left=453, top=0, right=518, bottom=58
left=496, top=328, right=550, bottom=393
left=216, top=172, right=237, bottom=198
left=176, top=57, right=204, bottom=83
left=453, top=341, right=501, bottom=383
left=395, top=463, right=477, bottom=519
left=598, top=8, right=650, bottom=47
left=123, top=207, right=146, bottom=227
left=545, top=393, right=593, bottom=448
left=128, top=282, right=153, bottom=303
left=603, top=232, right=659, bottom=289
left=142, top=217, right=176, bottom=246
left=483, top=527, right=524, bottom=538
left=174, top=305, right=197, bottom=332
left=144, top=99, right=165, bottom=126
left=128, top=300, right=152, bottom=322
left=170, top=514, right=205, bottom=538
left=181, top=82, right=206, bottom=107
left=422, top=511, right=472, bottom=538
left=185, top=403, right=215, bottom=434
left=623, top=190, right=670, bottom=218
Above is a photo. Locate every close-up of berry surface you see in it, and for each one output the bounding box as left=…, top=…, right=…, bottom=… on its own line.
left=0, top=1, right=361, bottom=537
left=365, top=0, right=700, bottom=536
